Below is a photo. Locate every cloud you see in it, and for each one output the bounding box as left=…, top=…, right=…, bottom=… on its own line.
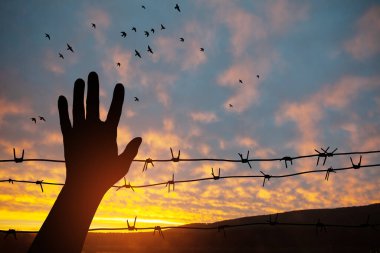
left=0, top=97, right=31, bottom=126
left=345, top=5, right=380, bottom=60
left=85, top=7, right=111, bottom=45
left=43, top=50, right=65, bottom=75
left=266, top=0, right=309, bottom=33
left=217, top=55, right=274, bottom=113
left=153, top=20, right=213, bottom=71
left=190, top=111, right=218, bottom=123
left=276, top=75, right=380, bottom=154
left=102, top=46, right=135, bottom=85
left=213, top=2, right=267, bottom=58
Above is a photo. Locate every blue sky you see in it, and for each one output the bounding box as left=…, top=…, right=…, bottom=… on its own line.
left=0, top=0, right=379, bottom=230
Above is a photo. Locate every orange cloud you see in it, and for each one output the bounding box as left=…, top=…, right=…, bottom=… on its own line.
left=276, top=75, right=380, bottom=154
left=190, top=111, right=218, bottom=123
left=345, top=5, right=380, bottom=60
left=0, top=97, right=32, bottom=125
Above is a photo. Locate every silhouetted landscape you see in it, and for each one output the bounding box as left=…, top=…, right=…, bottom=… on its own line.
left=2, top=203, right=379, bottom=253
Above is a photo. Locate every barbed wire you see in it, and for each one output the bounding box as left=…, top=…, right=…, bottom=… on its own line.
left=1, top=148, right=380, bottom=171
left=1, top=214, right=378, bottom=239
left=1, top=163, right=379, bottom=192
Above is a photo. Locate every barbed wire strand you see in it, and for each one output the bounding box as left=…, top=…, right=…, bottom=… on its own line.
left=1, top=214, right=378, bottom=239
left=2, top=148, right=379, bottom=168
left=1, top=163, right=379, bottom=191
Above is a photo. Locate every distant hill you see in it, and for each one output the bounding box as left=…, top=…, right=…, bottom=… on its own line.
left=1, top=203, right=379, bottom=252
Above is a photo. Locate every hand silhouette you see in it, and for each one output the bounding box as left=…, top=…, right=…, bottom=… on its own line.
left=58, top=71, right=142, bottom=193
left=29, top=72, right=142, bottom=253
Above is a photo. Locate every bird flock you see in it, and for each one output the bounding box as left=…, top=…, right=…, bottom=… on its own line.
left=42, top=2, right=261, bottom=114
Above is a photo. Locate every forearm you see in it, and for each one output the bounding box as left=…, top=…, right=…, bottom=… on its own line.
left=28, top=182, right=106, bottom=253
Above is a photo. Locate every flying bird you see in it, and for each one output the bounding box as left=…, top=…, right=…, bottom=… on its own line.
left=174, top=4, right=181, bottom=12
left=229, top=104, right=233, bottom=108
left=134, top=97, right=139, bottom=102
left=67, top=43, right=74, bottom=53
left=39, top=116, right=46, bottom=121
left=141, top=5, right=146, bottom=9
left=59, top=53, right=64, bottom=59
left=31, top=118, right=37, bottom=124
left=151, top=28, right=155, bottom=34
left=132, top=27, right=137, bottom=32
left=147, top=45, right=153, bottom=54
left=239, top=79, right=243, bottom=84
left=144, top=31, right=149, bottom=37
left=45, top=33, right=50, bottom=40
left=91, top=23, right=96, bottom=29
left=135, top=50, right=142, bottom=58
left=160, top=24, right=166, bottom=30
left=180, top=37, right=184, bottom=42
left=200, top=48, right=205, bottom=52
left=256, top=75, right=260, bottom=79
left=117, top=62, right=121, bottom=67
left=121, top=31, right=127, bottom=37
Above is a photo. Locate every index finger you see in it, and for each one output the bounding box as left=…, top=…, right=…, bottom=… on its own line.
left=106, top=83, right=124, bottom=128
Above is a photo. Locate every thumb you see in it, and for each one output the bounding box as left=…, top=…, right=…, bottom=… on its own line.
left=119, top=137, right=142, bottom=168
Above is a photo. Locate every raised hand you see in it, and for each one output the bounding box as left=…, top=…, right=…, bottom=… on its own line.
left=58, top=71, right=141, bottom=193
left=29, top=72, right=142, bottom=253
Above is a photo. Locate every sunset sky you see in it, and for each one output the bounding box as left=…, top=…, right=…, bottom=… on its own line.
left=0, top=0, right=379, bottom=231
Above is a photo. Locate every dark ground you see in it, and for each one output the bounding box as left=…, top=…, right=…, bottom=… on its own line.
left=1, top=203, right=379, bottom=253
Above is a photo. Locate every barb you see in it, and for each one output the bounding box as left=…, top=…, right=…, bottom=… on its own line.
left=142, top=158, right=154, bottom=172
left=350, top=155, right=362, bottom=169
left=36, top=180, right=44, bottom=192
left=165, top=174, right=175, bottom=192
left=211, top=167, right=220, bottom=180
left=315, top=147, right=338, bottom=166
left=267, top=213, right=279, bottom=225
left=260, top=171, right=272, bottom=187
left=127, top=216, right=137, bottom=231
left=170, top=148, right=180, bottom=162
left=2, top=163, right=380, bottom=192
left=153, top=226, right=164, bottom=238
left=281, top=156, right=293, bottom=168
left=116, top=177, right=134, bottom=192
left=238, top=150, right=252, bottom=168
left=1, top=148, right=380, bottom=166
left=4, top=229, right=17, bottom=239
left=13, top=148, right=24, bottom=163
left=315, top=219, right=327, bottom=234
left=324, top=167, right=336, bottom=181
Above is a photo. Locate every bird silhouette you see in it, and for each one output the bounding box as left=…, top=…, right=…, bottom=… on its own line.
left=229, top=104, right=233, bottom=108
left=141, top=5, right=146, bottom=9
left=256, top=75, right=260, bottom=79
left=239, top=79, right=243, bottom=84
left=200, top=48, right=205, bottom=52
left=45, top=33, right=50, bottom=40
left=132, top=27, right=137, bottom=32
left=121, top=31, right=127, bottom=38
left=147, top=45, right=153, bottom=54
left=135, top=50, right=142, bottom=58
left=180, top=37, right=184, bottom=42
left=160, top=24, right=166, bottom=30
left=134, top=97, right=139, bottom=101
left=67, top=44, right=74, bottom=53
left=144, top=31, right=149, bottom=37
left=59, top=53, right=64, bottom=59
left=31, top=117, right=37, bottom=123
left=175, top=4, right=181, bottom=12
left=151, top=28, right=155, bottom=34
left=91, top=23, right=96, bottom=29
left=117, top=62, right=121, bottom=67
left=39, top=116, right=46, bottom=121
